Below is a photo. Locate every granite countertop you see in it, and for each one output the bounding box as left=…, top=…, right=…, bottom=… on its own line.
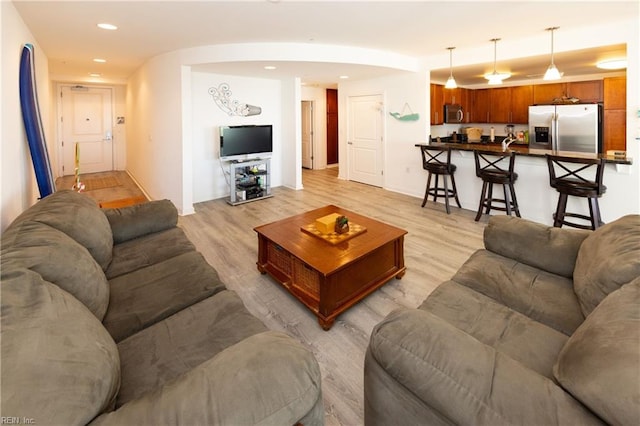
left=416, top=142, right=632, bottom=165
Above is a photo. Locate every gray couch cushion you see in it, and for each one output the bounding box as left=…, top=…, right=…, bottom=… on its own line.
left=103, top=199, right=178, bottom=244
left=369, top=308, right=602, bottom=425
left=105, top=227, right=195, bottom=279
left=484, top=215, right=589, bottom=278
left=450, top=249, right=585, bottom=335
left=92, top=331, right=323, bottom=426
left=1, top=220, right=109, bottom=319
left=103, top=251, right=226, bottom=342
left=573, top=215, right=640, bottom=316
left=115, top=289, right=268, bottom=407
left=554, top=278, right=640, bottom=425
left=1, top=268, right=120, bottom=425
left=5, top=190, right=113, bottom=270
left=421, top=280, right=570, bottom=378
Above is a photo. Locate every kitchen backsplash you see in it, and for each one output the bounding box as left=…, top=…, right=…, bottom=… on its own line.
left=430, top=123, right=529, bottom=139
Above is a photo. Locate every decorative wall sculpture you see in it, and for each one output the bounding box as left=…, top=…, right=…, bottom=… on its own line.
left=389, top=102, right=419, bottom=121
left=209, top=83, right=262, bottom=116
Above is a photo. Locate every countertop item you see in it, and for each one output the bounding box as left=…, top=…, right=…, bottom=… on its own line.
left=463, top=127, right=483, bottom=142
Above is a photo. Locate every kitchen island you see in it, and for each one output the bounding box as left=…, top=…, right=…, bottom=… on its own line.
left=417, top=141, right=632, bottom=165
left=415, top=142, right=633, bottom=226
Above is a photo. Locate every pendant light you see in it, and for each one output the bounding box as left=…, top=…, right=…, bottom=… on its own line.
left=484, top=38, right=511, bottom=85
left=445, top=47, right=457, bottom=89
left=543, top=27, right=562, bottom=80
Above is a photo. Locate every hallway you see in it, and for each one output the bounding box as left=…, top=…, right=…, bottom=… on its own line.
left=55, top=171, right=147, bottom=208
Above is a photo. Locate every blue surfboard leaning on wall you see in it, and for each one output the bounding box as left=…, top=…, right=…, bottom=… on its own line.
left=19, top=43, right=56, bottom=198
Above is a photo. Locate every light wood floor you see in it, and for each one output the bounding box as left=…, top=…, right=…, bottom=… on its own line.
left=179, top=168, right=488, bottom=426
left=55, top=171, right=147, bottom=206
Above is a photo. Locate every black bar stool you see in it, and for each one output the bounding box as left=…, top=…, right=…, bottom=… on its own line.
left=546, top=154, right=606, bottom=230
left=420, top=145, right=461, bottom=214
left=474, top=150, right=520, bottom=221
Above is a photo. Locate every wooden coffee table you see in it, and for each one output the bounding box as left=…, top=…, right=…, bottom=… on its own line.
left=254, top=205, right=407, bottom=330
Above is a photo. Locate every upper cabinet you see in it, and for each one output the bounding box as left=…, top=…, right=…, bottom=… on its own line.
left=532, top=83, right=566, bottom=104
left=566, top=80, right=602, bottom=103
left=603, top=76, right=626, bottom=109
left=488, top=86, right=533, bottom=124
left=469, top=89, right=490, bottom=123
left=533, top=81, right=603, bottom=104
left=431, top=85, right=470, bottom=124
left=488, top=87, right=511, bottom=123
left=430, top=83, right=444, bottom=125
left=510, top=85, right=534, bottom=123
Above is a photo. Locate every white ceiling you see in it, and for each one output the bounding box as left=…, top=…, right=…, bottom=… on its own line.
left=12, top=1, right=635, bottom=87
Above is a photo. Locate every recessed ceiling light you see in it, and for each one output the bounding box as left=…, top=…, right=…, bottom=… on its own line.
left=596, top=59, right=627, bottom=70
left=93, top=58, right=107, bottom=63
left=264, top=66, right=276, bottom=70
left=97, top=23, right=118, bottom=30
left=89, top=73, right=102, bottom=77
left=339, top=75, right=349, bottom=79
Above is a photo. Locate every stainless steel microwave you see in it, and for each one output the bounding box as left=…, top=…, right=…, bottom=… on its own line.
left=444, top=104, right=464, bottom=123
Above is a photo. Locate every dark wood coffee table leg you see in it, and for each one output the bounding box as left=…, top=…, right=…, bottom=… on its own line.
left=318, top=317, right=334, bottom=331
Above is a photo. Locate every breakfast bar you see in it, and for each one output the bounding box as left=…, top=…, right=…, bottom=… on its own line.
left=415, top=142, right=633, bottom=226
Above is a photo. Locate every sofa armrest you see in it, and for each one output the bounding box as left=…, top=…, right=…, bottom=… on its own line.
left=90, top=331, right=323, bottom=426
left=368, top=308, right=603, bottom=425
left=484, top=216, right=590, bottom=278
left=103, top=200, right=178, bottom=244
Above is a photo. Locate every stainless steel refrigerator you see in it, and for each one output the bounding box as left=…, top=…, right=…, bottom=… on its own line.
left=528, top=104, right=602, bottom=153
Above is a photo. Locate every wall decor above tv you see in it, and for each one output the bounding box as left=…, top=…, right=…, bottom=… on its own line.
left=209, top=83, right=262, bottom=117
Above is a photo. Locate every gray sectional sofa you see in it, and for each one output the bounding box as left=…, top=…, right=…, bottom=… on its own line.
left=1, top=190, right=323, bottom=425
left=365, top=214, right=640, bottom=425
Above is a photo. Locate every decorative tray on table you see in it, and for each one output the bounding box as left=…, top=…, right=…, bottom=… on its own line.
left=301, top=222, right=367, bottom=245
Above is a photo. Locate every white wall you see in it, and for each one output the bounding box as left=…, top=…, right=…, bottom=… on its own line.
left=301, top=85, right=328, bottom=170
left=1, top=2, right=51, bottom=231
left=281, top=78, right=302, bottom=190
left=190, top=72, right=283, bottom=203
left=338, top=71, right=430, bottom=198
left=126, top=51, right=186, bottom=212
left=123, top=42, right=419, bottom=213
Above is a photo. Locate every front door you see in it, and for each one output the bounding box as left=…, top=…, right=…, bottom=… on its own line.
left=60, top=85, right=113, bottom=175
left=347, top=94, right=383, bottom=187
left=301, top=100, right=313, bottom=169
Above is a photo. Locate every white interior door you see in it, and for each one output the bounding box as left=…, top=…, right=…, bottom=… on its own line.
left=347, top=94, right=383, bottom=186
left=60, top=86, right=113, bottom=175
left=301, top=100, right=313, bottom=169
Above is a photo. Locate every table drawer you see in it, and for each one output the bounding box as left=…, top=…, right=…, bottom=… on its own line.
left=293, top=259, right=320, bottom=299
left=266, top=241, right=292, bottom=276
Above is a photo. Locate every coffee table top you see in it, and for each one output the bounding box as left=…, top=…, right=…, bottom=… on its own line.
left=254, top=205, right=407, bottom=275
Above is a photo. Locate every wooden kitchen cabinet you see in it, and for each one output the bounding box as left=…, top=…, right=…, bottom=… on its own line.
left=459, top=88, right=470, bottom=123
left=430, top=83, right=444, bottom=124
left=470, top=89, right=490, bottom=123
left=603, top=76, right=627, bottom=152
left=443, top=87, right=461, bottom=105
left=604, top=110, right=626, bottom=152
left=566, top=80, right=603, bottom=103
left=604, top=76, right=626, bottom=109
left=510, top=85, right=533, bottom=123
left=444, top=87, right=470, bottom=122
left=432, top=85, right=470, bottom=124
left=533, top=83, right=566, bottom=104
left=489, top=87, right=510, bottom=123
left=488, top=86, right=532, bottom=124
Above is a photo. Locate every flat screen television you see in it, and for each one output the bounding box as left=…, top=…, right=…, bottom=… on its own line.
left=219, top=124, right=273, bottom=162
